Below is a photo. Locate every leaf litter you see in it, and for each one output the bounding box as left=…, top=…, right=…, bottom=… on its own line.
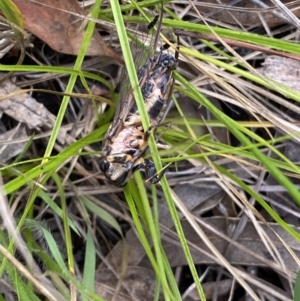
left=0, top=1, right=299, bottom=301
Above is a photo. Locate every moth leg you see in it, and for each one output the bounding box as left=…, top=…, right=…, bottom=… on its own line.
left=132, top=158, right=162, bottom=184
left=144, top=159, right=163, bottom=184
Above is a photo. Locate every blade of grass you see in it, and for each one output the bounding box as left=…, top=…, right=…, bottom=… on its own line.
left=3, top=125, right=107, bottom=194
left=125, top=180, right=176, bottom=300
left=81, top=197, right=123, bottom=235
left=135, top=173, right=182, bottom=301
left=51, top=172, right=75, bottom=277
left=176, top=72, right=300, bottom=207
left=42, top=0, right=101, bottom=164
left=110, top=1, right=208, bottom=299
left=0, top=0, right=24, bottom=38
left=82, top=228, right=96, bottom=301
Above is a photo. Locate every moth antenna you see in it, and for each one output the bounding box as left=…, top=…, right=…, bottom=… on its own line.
left=148, top=15, right=159, bottom=30
left=175, top=33, right=180, bottom=61
left=152, top=0, right=164, bottom=51
left=159, top=34, right=179, bottom=58
left=160, top=43, right=170, bottom=51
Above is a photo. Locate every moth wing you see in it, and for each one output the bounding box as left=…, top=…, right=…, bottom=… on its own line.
left=105, top=21, right=159, bottom=140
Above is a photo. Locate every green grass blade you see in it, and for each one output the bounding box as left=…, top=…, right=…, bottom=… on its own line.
left=176, top=72, right=300, bottom=207
left=0, top=0, right=24, bottom=38
left=82, top=228, right=96, bottom=300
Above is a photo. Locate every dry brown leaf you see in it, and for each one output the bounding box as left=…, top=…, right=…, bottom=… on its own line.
left=195, top=0, right=300, bottom=27
left=98, top=189, right=299, bottom=274
left=97, top=185, right=224, bottom=270
left=184, top=279, right=233, bottom=300
left=0, top=125, right=27, bottom=163
left=0, top=76, right=66, bottom=144
left=259, top=55, right=300, bottom=222
left=260, top=56, right=300, bottom=92
left=95, top=266, right=161, bottom=301
left=12, top=0, right=123, bottom=63
left=173, top=95, right=207, bottom=139
left=161, top=217, right=299, bottom=272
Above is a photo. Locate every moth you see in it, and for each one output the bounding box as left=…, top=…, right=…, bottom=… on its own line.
left=100, top=2, right=179, bottom=187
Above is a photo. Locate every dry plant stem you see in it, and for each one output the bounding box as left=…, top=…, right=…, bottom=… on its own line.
left=207, top=156, right=300, bottom=268
left=181, top=49, right=300, bottom=141
left=250, top=0, right=299, bottom=26
left=162, top=220, right=294, bottom=300
left=185, top=151, right=298, bottom=295
left=0, top=177, right=41, bottom=275
left=171, top=189, right=261, bottom=301
left=236, top=268, right=293, bottom=301
left=222, top=161, right=268, bottom=261
left=191, top=217, right=297, bottom=278
left=0, top=243, right=66, bottom=301
left=0, top=31, right=26, bottom=83
left=161, top=196, right=297, bottom=277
